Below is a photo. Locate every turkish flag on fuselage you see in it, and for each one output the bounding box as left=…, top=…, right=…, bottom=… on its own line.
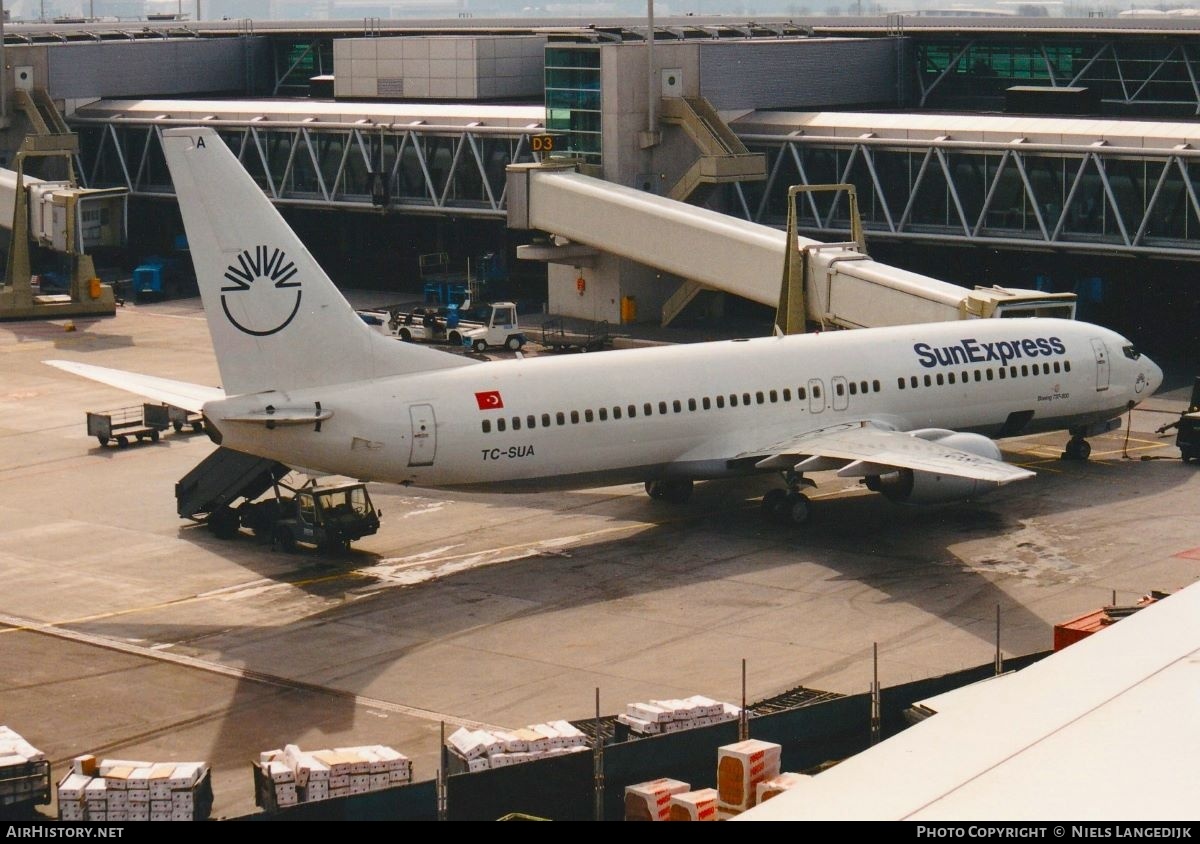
left=475, top=390, right=504, bottom=410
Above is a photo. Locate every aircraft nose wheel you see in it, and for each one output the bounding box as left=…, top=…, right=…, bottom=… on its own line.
left=1061, top=437, right=1092, bottom=461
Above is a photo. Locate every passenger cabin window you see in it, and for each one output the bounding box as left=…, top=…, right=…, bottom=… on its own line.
left=872, top=380, right=880, bottom=392
left=999, top=368, right=1007, bottom=380
left=769, top=390, right=778, bottom=403
left=542, top=413, right=551, bottom=427
left=701, top=397, right=710, bottom=410
left=675, top=400, right=684, bottom=413
left=898, top=377, right=906, bottom=390
left=497, top=418, right=507, bottom=432
left=756, top=391, right=765, bottom=404
left=644, top=402, right=652, bottom=416
left=910, top=376, right=918, bottom=389
left=783, top=389, right=792, bottom=401
left=923, top=375, right=932, bottom=387
left=1065, top=361, right=1071, bottom=372
left=730, top=394, right=739, bottom=407
left=849, top=382, right=857, bottom=396
left=743, top=392, right=751, bottom=405
left=661, top=401, right=670, bottom=414
left=836, top=382, right=845, bottom=396
left=570, top=411, right=579, bottom=424
left=527, top=414, right=536, bottom=429
left=798, top=387, right=807, bottom=400
left=613, top=406, right=622, bottom=419
left=600, top=408, right=609, bottom=421
left=628, top=405, right=637, bottom=418
left=716, top=396, right=725, bottom=408
left=585, top=409, right=594, bottom=422
left=556, top=412, right=565, bottom=426
left=482, top=420, right=491, bottom=433
left=512, top=417, right=522, bottom=430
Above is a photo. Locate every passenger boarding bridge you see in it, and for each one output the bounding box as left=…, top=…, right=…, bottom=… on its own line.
left=72, top=102, right=1200, bottom=260
left=70, top=100, right=545, bottom=219
left=729, top=111, right=1200, bottom=260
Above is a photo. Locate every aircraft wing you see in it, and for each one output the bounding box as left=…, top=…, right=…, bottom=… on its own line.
left=45, top=360, right=225, bottom=413
left=741, top=421, right=1034, bottom=484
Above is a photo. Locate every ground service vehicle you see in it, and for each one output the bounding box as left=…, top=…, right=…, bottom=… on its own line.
left=457, top=301, right=525, bottom=352
left=177, top=448, right=380, bottom=552
left=239, top=483, right=381, bottom=553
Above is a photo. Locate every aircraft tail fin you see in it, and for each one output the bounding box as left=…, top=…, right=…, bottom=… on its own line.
left=160, top=127, right=474, bottom=397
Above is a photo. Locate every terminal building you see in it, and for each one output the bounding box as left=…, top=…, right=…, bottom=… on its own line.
left=3, top=15, right=1200, bottom=342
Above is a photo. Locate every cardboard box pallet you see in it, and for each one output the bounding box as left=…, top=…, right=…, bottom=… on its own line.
left=256, top=744, right=411, bottom=811
left=0, top=727, right=51, bottom=810
left=57, top=756, right=211, bottom=822
left=616, top=695, right=742, bottom=736
left=446, top=721, right=590, bottom=772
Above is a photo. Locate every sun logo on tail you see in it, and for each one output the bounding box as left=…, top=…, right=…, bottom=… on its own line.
left=220, top=246, right=302, bottom=336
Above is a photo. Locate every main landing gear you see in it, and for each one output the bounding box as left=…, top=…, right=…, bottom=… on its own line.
left=644, top=479, right=694, bottom=504
left=761, top=471, right=816, bottom=526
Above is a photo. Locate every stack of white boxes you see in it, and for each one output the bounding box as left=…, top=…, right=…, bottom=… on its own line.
left=715, top=739, right=782, bottom=819
left=57, top=756, right=209, bottom=821
left=446, top=720, right=590, bottom=772
left=258, top=744, right=411, bottom=807
left=616, top=695, right=742, bottom=736
left=0, top=727, right=48, bottom=813
left=444, top=720, right=588, bottom=773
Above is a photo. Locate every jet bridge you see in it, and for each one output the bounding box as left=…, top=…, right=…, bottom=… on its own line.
left=0, top=90, right=127, bottom=320
left=506, top=162, right=1075, bottom=330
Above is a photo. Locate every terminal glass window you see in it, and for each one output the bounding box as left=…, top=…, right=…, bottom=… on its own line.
left=545, top=47, right=603, bottom=165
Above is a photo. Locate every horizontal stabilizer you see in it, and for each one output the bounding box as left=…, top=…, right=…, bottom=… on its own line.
left=45, top=360, right=224, bottom=413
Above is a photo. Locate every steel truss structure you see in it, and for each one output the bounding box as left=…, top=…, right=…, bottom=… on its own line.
left=71, top=118, right=542, bottom=218
left=72, top=114, right=1200, bottom=258
left=915, top=37, right=1200, bottom=114
left=735, top=133, right=1200, bottom=258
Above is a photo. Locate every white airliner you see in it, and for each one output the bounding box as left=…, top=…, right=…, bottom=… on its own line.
left=49, top=128, right=1163, bottom=525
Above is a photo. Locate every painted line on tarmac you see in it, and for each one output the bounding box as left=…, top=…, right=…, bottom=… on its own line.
left=0, top=610, right=507, bottom=732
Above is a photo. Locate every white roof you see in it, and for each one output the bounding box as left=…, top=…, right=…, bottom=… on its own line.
left=729, top=110, right=1200, bottom=150
left=74, top=99, right=545, bottom=129
left=738, top=577, right=1200, bottom=821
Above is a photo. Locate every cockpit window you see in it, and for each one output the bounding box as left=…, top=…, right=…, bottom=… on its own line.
left=1122, top=345, right=1141, bottom=360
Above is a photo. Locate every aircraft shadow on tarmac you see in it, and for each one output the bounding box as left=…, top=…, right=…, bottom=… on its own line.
left=131, top=432, right=1190, bottom=701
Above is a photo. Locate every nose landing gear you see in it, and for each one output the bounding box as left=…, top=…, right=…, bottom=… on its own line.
left=1061, top=436, right=1092, bottom=461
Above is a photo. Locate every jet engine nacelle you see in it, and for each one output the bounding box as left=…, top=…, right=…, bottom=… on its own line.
left=865, top=430, right=1004, bottom=505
